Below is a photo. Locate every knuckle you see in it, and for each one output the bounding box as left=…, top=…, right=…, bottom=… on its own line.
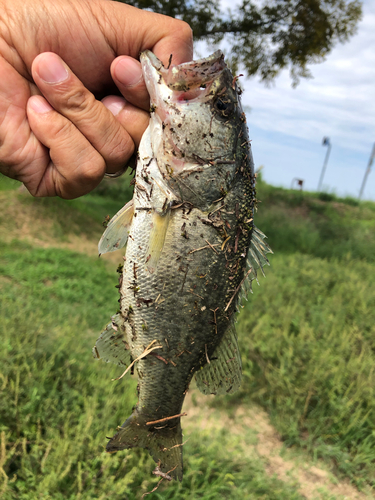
left=173, top=19, right=193, bottom=41
left=91, top=108, right=134, bottom=164
left=79, top=153, right=105, bottom=183
left=52, top=118, right=74, bottom=142
left=105, top=131, right=134, bottom=163
left=0, top=134, right=29, bottom=174
left=65, top=88, right=96, bottom=114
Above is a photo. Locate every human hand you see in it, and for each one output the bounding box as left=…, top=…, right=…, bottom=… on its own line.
left=0, top=0, right=192, bottom=198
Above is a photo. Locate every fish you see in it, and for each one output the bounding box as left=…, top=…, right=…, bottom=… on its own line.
left=93, top=50, right=272, bottom=481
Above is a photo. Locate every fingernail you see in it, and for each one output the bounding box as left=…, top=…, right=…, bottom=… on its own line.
left=102, top=96, right=126, bottom=116
left=114, top=57, right=143, bottom=87
left=38, top=53, right=69, bottom=84
left=28, top=96, right=53, bottom=114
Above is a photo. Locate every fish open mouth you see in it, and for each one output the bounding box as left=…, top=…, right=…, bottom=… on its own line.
left=164, top=51, right=225, bottom=91
left=141, top=50, right=226, bottom=101
left=140, top=49, right=239, bottom=176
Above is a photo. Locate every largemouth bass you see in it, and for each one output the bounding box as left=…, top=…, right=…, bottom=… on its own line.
left=94, top=50, right=272, bottom=480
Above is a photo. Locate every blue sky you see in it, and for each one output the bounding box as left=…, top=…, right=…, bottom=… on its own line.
left=198, top=0, right=375, bottom=199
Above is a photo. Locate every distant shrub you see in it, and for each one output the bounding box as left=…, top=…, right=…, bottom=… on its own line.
left=318, top=192, right=336, bottom=202
left=256, top=181, right=375, bottom=263
left=342, top=196, right=360, bottom=207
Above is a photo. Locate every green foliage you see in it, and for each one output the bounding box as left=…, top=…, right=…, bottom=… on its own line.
left=1, top=181, right=375, bottom=496
left=91, top=173, right=134, bottom=203
left=255, top=178, right=375, bottom=262
left=0, top=173, right=134, bottom=231
left=121, top=0, right=362, bottom=84
left=208, top=180, right=375, bottom=489
left=0, top=174, right=21, bottom=192
left=235, top=253, right=375, bottom=488
left=0, top=242, right=305, bottom=499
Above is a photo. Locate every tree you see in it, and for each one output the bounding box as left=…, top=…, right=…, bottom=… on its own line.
left=121, top=0, right=362, bottom=84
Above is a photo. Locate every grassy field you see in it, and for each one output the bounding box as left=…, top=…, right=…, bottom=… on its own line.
left=0, top=174, right=374, bottom=499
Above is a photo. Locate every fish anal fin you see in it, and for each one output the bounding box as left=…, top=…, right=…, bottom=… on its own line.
left=106, top=412, right=183, bottom=481
left=146, top=209, right=171, bottom=273
left=195, top=324, right=242, bottom=396
left=93, top=314, right=131, bottom=367
left=98, top=199, right=134, bottom=255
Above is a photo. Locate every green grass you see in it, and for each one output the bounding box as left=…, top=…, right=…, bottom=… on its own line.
left=0, top=242, right=305, bottom=499
left=0, top=175, right=22, bottom=192
left=255, top=176, right=375, bottom=262
left=226, top=253, right=375, bottom=487
left=1, top=174, right=375, bottom=497
left=0, top=172, right=134, bottom=239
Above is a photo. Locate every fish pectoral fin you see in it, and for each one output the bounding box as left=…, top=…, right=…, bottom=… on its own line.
left=145, top=209, right=171, bottom=273
left=93, top=314, right=131, bottom=367
left=195, top=323, right=242, bottom=395
left=106, top=412, right=183, bottom=481
left=98, top=199, right=134, bottom=255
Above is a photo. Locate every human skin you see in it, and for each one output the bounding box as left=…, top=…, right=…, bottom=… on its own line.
left=0, top=0, right=193, bottom=198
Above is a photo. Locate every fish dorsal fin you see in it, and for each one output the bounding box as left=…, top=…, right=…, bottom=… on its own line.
left=145, top=209, right=171, bottom=273
left=241, top=225, right=273, bottom=295
left=195, top=324, right=242, bottom=395
left=248, top=226, right=273, bottom=276
left=93, top=314, right=131, bottom=367
left=98, top=199, right=134, bottom=255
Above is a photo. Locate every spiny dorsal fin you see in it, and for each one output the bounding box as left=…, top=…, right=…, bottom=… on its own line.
left=243, top=225, right=273, bottom=294
left=249, top=226, right=272, bottom=270
left=93, top=314, right=131, bottom=367
left=98, top=199, right=134, bottom=255
left=195, top=324, right=242, bottom=395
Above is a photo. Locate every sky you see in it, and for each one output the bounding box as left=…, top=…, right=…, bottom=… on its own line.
left=198, top=0, right=375, bottom=200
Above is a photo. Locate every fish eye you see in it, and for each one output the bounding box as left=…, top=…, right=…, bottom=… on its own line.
left=214, top=96, right=235, bottom=118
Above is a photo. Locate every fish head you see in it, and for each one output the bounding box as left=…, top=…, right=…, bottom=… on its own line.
left=140, top=51, right=254, bottom=211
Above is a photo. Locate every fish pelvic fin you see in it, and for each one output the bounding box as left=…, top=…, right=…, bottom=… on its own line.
left=106, top=412, right=183, bottom=481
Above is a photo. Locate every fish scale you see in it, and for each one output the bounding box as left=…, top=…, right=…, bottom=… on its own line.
left=124, top=210, right=232, bottom=399
left=94, top=50, right=272, bottom=480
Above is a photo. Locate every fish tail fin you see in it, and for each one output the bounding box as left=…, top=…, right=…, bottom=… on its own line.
left=106, top=412, right=183, bottom=481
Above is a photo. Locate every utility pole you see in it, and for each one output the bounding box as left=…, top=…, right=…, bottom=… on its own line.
left=358, top=142, right=375, bottom=200
left=317, top=137, right=332, bottom=192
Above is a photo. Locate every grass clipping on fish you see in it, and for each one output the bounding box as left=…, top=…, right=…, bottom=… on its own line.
left=112, top=340, right=162, bottom=381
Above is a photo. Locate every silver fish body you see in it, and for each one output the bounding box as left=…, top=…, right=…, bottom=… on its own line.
left=95, top=50, right=271, bottom=480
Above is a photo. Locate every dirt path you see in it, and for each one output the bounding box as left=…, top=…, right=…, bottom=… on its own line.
left=183, top=391, right=372, bottom=500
